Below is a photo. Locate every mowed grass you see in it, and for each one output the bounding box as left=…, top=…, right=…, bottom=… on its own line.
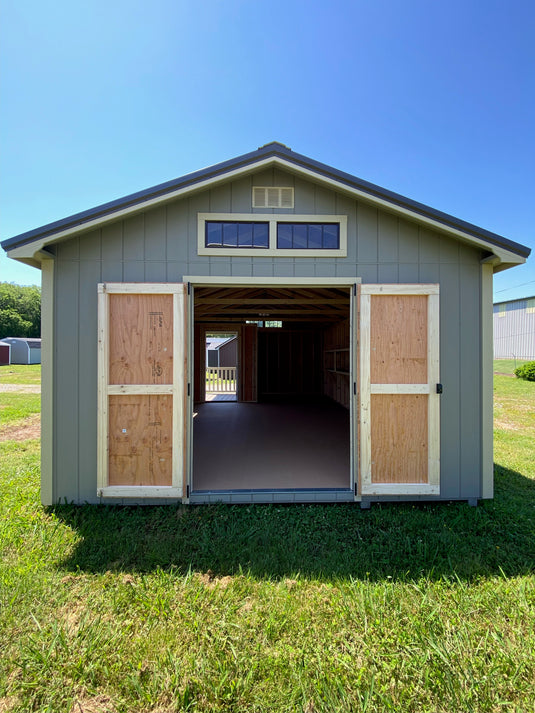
left=0, top=370, right=534, bottom=711
left=0, top=365, right=41, bottom=433
left=0, top=364, right=42, bottom=385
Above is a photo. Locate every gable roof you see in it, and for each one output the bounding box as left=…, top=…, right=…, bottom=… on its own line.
left=2, top=141, right=530, bottom=270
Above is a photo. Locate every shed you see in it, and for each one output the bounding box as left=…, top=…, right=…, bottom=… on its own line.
left=1, top=142, right=530, bottom=507
left=1, top=337, right=41, bottom=364
left=493, top=296, right=535, bottom=359
left=214, top=336, right=238, bottom=368
left=206, top=336, right=236, bottom=367
left=0, top=341, right=11, bottom=366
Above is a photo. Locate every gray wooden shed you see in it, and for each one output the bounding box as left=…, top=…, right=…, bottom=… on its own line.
left=1, top=337, right=41, bottom=364
left=0, top=341, right=11, bottom=366
left=1, top=142, right=530, bottom=506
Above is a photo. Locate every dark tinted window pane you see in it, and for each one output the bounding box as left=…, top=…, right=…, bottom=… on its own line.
left=277, top=223, right=293, bottom=248
left=277, top=222, right=340, bottom=249
left=308, top=224, right=323, bottom=249
left=293, top=224, right=308, bottom=248
left=206, top=221, right=269, bottom=248
left=223, top=223, right=238, bottom=247
left=206, top=222, right=222, bottom=246
left=238, top=223, right=253, bottom=247
left=323, top=224, right=339, bottom=249
left=253, top=223, right=269, bottom=247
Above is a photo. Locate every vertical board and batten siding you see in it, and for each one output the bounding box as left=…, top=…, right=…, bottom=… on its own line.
left=50, top=166, right=484, bottom=503
left=493, top=298, right=535, bottom=359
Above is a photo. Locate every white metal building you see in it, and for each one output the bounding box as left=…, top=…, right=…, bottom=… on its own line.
left=493, top=296, right=535, bottom=359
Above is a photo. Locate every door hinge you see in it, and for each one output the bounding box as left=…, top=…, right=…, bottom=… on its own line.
left=353, top=382, right=357, bottom=395
left=188, top=383, right=191, bottom=396
left=436, top=383, right=443, bottom=394
left=353, top=283, right=357, bottom=296
left=187, top=484, right=190, bottom=498
left=187, top=282, right=191, bottom=295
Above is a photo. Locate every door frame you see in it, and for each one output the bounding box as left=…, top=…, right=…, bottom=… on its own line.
left=184, top=276, right=361, bottom=501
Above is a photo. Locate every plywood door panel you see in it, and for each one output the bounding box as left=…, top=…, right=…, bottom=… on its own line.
left=109, top=294, right=173, bottom=384
left=370, top=295, right=427, bottom=384
left=370, top=394, right=428, bottom=483
left=108, top=395, right=172, bottom=486
left=360, top=285, right=440, bottom=495
left=98, top=284, right=186, bottom=498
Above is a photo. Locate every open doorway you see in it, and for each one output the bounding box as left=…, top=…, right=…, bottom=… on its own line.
left=191, top=283, right=355, bottom=497
left=205, top=331, right=238, bottom=402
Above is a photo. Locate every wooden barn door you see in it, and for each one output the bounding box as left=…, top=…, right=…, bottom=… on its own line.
left=359, top=285, right=440, bottom=496
left=97, top=284, right=187, bottom=498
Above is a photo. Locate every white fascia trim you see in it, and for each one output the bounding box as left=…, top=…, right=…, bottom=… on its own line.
left=184, top=276, right=361, bottom=287
left=197, top=212, right=347, bottom=258
left=5, top=156, right=525, bottom=266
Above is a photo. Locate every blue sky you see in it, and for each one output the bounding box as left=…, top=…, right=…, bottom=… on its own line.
left=1, top=0, right=533, bottom=301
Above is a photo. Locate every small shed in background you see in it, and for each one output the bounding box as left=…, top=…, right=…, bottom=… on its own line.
left=493, top=296, right=535, bottom=359
left=1, top=337, right=42, bottom=364
left=217, top=336, right=238, bottom=367
left=206, top=336, right=237, bottom=367
left=0, top=341, right=11, bottom=366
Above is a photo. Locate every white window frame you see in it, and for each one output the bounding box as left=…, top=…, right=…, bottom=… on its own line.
left=197, top=213, right=347, bottom=258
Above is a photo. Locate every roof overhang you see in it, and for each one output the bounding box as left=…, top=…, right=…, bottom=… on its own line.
left=2, top=143, right=530, bottom=271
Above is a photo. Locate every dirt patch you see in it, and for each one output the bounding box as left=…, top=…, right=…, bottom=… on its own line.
left=0, top=384, right=41, bottom=393
left=0, top=414, right=41, bottom=442
left=70, top=695, right=117, bottom=713
left=0, top=697, right=21, bottom=713
left=197, top=570, right=233, bottom=589
left=494, top=418, right=519, bottom=432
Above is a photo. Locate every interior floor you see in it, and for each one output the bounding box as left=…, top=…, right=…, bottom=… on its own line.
left=192, top=399, right=350, bottom=490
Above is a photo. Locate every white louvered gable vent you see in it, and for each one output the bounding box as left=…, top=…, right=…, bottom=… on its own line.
left=253, top=186, right=294, bottom=209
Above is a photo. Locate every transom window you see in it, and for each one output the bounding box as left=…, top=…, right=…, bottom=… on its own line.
left=198, top=213, right=347, bottom=258
left=206, top=221, right=269, bottom=248
left=277, top=223, right=340, bottom=250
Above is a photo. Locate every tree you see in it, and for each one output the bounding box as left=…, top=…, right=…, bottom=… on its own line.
left=0, top=282, right=41, bottom=339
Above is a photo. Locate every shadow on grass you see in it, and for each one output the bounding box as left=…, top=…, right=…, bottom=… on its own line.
left=50, top=464, right=535, bottom=582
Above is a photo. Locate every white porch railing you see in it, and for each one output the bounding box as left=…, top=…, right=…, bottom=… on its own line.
left=206, top=367, right=237, bottom=393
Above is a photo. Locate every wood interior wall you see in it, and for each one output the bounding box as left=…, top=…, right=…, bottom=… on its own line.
left=193, top=323, right=204, bottom=402
left=323, top=319, right=350, bottom=408
left=240, top=323, right=257, bottom=402
left=257, top=328, right=323, bottom=398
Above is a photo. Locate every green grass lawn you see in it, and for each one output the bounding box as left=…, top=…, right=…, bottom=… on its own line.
left=0, top=364, right=42, bottom=385
left=0, top=365, right=41, bottom=432
left=0, top=374, right=534, bottom=712
left=493, top=358, right=531, bottom=375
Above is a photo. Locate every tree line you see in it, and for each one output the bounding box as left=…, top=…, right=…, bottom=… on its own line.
left=0, top=282, right=41, bottom=339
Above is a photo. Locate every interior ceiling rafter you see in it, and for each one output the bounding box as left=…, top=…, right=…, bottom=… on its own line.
left=194, top=286, right=350, bottom=323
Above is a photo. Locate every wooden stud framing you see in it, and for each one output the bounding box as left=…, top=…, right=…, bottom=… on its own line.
left=97, top=283, right=186, bottom=499
left=360, top=284, right=440, bottom=496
